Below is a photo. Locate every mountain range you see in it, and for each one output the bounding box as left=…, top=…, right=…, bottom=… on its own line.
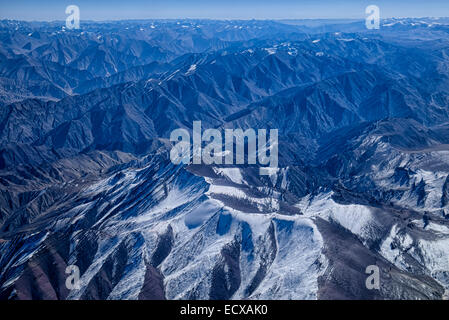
left=0, top=18, right=448, bottom=300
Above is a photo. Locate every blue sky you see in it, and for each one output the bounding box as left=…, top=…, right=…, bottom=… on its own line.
left=1, top=0, right=448, bottom=21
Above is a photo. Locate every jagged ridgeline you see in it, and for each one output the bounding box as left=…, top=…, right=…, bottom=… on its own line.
left=0, top=18, right=449, bottom=300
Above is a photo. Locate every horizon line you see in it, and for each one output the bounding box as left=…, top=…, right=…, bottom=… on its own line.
left=1, top=16, right=449, bottom=23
